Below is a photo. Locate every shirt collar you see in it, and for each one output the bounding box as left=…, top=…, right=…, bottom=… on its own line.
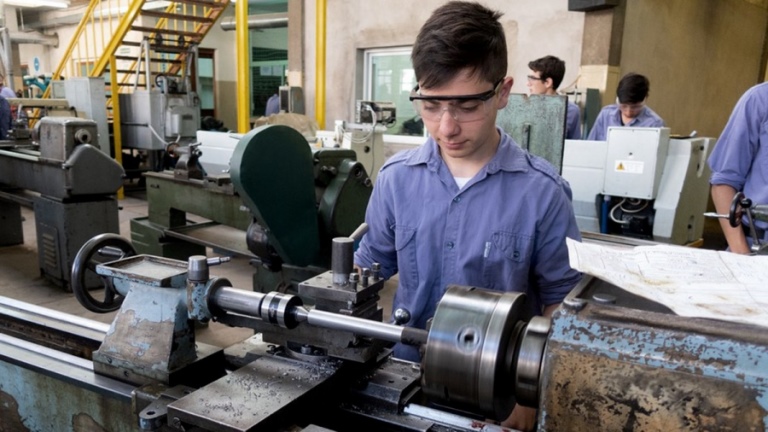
left=404, top=127, right=529, bottom=174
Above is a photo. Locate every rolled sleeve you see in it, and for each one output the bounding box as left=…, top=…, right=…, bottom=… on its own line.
left=708, top=89, right=763, bottom=191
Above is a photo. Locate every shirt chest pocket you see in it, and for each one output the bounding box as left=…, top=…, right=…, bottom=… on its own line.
left=482, top=232, right=534, bottom=290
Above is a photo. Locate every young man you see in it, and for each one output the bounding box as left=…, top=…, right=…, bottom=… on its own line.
left=587, top=72, right=665, bottom=141
left=354, top=2, right=582, bottom=429
left=527, top=55, right=581, bottom=139
left=708, top=82, right=768, bottom=254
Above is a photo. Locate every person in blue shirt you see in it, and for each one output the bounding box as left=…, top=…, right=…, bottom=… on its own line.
left=0, top=95, right=9, bottom=139
left=527, top=55, right=581, bottom=139
left=708, top=82, right=768, bottom=254
left=0, top=75, right=16, bottom=100
left=587, top=72, right=665, bottom=141
left=265, top=91, right=280, bottom=116
left=353, top=2, right=582, bottom=429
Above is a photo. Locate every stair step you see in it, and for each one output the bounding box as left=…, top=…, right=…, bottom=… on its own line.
left=121, top=41, right=190, bottom=54
left=173, top=0, right=226, bottom=8
left=130, top=25, right=203, bottom=41
left=140, top=10, right=215, bottom=24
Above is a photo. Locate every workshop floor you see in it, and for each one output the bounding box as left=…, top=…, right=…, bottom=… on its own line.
left=0, top=192, right=397, bottom=349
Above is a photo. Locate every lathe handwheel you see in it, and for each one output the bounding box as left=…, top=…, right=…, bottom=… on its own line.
left=729, top=192, right=747, bottom=228
left=71, top=234, right=136, bottom=313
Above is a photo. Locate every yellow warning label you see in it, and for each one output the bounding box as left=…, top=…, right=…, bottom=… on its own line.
left=614, top=160, right=644, bottom=174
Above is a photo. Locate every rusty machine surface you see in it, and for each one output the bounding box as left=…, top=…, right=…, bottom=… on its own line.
left=1, top=231, right=768, bottom=431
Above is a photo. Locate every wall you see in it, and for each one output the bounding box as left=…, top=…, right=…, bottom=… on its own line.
left=201, top=7, right=237, bottom=129
left=619, top=0, right=768, bottom=139
left=305, top=0, right=586, bottom=130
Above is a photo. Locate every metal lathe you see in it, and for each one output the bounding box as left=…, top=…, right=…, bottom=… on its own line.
left=1, top=225, right=768, bottom=431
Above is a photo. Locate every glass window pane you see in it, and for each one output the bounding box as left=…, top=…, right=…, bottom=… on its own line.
left=365, top=48, right=419, bottom=136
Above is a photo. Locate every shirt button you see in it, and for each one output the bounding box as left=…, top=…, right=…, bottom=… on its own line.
left=446, top=241, right=454, bottom=249
left=513, top=251, right=520, bottom=259
left=453, top=196, right=461, bottom=203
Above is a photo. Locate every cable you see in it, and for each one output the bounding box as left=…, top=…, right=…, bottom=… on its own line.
left=610, top=198, right=629, bottom=225
left=147, top=123, right=171, bottom=147
left=620, top=198, right=649, bottom=214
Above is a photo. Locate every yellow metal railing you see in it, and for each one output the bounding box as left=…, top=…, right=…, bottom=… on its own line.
left=36, top=0, right=230, bottom=151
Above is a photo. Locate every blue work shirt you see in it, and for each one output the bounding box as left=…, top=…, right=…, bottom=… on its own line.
left=354, top=129, right=583, bottom=361
left=566, top=101, right=582, bottom=140
left=0, top=96, right=10, bottom=140
left=708, top=82, right=768, bottom=236
left=587, top=104, right=665, bottom=141
left=265, top=94, right=279, bottom=116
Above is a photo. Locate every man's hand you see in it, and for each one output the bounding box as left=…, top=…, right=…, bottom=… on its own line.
left=501, top=404, right=537, bottom=431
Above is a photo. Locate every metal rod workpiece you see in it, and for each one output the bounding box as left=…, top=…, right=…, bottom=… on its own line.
left=211, top=287, right=428, bottom=346
left=295, top=308, right=428, bottom=346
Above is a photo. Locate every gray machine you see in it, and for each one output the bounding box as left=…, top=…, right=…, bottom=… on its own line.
left=563, top=127, right=714, bottom=245
left=0, top=117, right=123, bottom=289
left=119, top=82, right=200, bottom=151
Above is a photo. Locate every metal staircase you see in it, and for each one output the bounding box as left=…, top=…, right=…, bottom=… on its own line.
left=50, top=0, right=229, bottom=90
left=41, top=0, right=230, bottom=152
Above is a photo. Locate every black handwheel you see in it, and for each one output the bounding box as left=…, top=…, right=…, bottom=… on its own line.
left=729, top=192, right=748, bottom=228
left=71, top=234, right=136, bottom=313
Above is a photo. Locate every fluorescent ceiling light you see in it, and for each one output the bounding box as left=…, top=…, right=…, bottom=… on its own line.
left=6, top=0, right=70, bottom=8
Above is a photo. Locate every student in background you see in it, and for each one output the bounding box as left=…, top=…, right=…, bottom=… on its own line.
left=527, top=55, right=581, bottom=139
left=265, top=89, right=280, bottom=116
left=587, top=72, right=664, bottom=141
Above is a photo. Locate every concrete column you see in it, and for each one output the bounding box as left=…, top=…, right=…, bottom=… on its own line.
left=579, top=0, right=626, bottom=106
left=287, top=0, right=304, bottom=88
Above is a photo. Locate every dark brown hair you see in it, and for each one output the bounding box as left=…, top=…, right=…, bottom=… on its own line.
left=528, top=55, right=566, bottom=89
left=617, top=73, right=650, bottom=104
left=411, top=1, right=507, bottom=89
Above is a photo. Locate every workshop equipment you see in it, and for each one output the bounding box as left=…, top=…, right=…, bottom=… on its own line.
left=3, top=226, right=768, bottom=430
left=563, top=127, right=714, bottom=244
left=0, top=116, right=123, bottom=290
left=130, top=124, right=372, bottom=294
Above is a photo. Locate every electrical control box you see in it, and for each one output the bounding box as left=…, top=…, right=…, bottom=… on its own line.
left=602, top=127, right=670, bottom=200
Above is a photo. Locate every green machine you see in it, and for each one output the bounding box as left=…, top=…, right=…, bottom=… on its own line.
left=130, top=125, right=373, bottom=293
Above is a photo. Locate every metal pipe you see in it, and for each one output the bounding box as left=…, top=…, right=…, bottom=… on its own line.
left=219, top=13, right=288, bottom=31
left=315, top=0, right=326, bottom=129
left=236, top=0, right=250, bottom=133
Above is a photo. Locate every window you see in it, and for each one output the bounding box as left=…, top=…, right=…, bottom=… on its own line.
left=363, top=48, right=419, bottom=136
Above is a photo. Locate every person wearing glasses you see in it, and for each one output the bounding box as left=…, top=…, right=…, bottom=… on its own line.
left=708, top=82, right=768, bottom=254
left=587, top=72, right=665, bottom=141
left=527, top=55, right=581, bottom=139
left=353, top=2, right=581, bottom=429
